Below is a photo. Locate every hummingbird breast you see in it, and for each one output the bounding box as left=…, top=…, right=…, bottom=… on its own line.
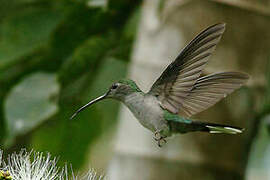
left=124, top=93, right=169, bottom=134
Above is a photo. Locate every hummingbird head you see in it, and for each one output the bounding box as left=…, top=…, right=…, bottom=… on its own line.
left=106, top=79, right=141, bottom=100
left=70, top=79, right=141, bottom=119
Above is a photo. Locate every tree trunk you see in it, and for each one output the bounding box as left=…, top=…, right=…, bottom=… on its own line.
left=107, top=0, right=270, bottom=179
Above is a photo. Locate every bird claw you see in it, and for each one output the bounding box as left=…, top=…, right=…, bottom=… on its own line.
left=154, top=130, right=167, bottom=147
left=157, top=138, right=167, bottom=147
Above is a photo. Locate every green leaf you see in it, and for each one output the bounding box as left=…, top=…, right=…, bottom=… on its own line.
left=0, top=7, right=63, bottom=70
left=4, top=72, right=60, bottom=145
left=58, top=34, right=116, bottom=86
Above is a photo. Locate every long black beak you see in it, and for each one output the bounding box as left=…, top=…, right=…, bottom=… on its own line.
left=70, top=93, right=108, bottom=120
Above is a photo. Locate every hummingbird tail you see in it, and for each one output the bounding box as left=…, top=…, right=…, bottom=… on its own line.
left=170, top=120, right=244, bottom=134
left=204, top=123, right=244, bottom=134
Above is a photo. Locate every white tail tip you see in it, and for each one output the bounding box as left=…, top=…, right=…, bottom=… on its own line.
left=206, top=125, right=244, bottom=134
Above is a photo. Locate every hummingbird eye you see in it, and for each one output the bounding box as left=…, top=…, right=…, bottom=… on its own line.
left=111, top=84, right=118, bottom=90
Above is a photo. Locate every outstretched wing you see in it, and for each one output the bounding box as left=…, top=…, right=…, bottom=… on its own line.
left=178, top=72, right=249, bottom=117
left=148, top=23, right=226, bottom=114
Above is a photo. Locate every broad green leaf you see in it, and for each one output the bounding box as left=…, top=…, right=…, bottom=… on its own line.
left=59, top=34, right=116, bottom=86
left=0, top=7, right=63, bottom=70
left=4, top=72, right=60, bottom=144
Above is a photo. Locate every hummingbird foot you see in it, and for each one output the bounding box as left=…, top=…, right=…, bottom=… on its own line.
left=154, top=130, right=167, bottom=147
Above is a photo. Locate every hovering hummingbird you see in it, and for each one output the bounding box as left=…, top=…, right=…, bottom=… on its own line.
left=71, top=23, right=249, bottom=147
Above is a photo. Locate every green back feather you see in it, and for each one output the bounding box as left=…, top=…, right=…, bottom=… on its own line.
left=119, top=79, right=142, bottom=92
left=164, top=110, right=192, bottom=124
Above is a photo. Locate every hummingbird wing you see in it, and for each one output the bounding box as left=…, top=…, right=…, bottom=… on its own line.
left=177, top=72, right=249, bottom=117
left=148, top=23, right=226, bottom=114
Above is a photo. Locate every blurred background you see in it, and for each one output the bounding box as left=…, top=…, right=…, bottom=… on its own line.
left=0, top=0, right=270, bottom=179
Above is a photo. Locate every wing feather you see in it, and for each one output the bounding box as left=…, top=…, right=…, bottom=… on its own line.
left=148, top=23, right=226, bottom=114
left=178, top=72, right=249, bottom=117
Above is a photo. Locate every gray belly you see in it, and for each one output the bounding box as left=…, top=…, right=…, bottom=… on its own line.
left=125, top=94, right=169, bottom=134
left=131, top=106, right=162, bottom=132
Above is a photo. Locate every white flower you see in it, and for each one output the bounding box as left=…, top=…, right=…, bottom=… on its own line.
left=80, top=169, right=104, bottom=180
left=0, top=149, right=105, bottom=180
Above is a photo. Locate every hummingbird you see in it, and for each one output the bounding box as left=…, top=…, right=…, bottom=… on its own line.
left=71, top=23, right=249, bottom=147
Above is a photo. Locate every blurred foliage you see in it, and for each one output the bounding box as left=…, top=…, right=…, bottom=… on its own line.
left=253, top=57, right=270, bottom=133
left=247, top=55, right=270, bottom=178
left=4, top=72, right=59, bottom=145
left=0, top=0, right=141, bottom=171
left=248, top=117, right=270, bottom=176
left=262, top=59, right=270, bottom=118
